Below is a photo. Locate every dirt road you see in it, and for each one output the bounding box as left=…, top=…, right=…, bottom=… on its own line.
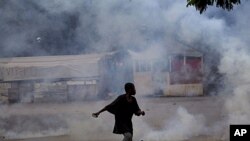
left=1, top=95, right=228, bottom=141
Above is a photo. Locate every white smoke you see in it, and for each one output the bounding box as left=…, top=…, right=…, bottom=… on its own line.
left=144, top=107, right=205, bottom=141
left=1, top=0, right=250, bottom=140
left=220, top=47, right=250, bottom=125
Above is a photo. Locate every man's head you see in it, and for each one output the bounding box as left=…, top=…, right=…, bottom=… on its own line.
left=124, top=82, right=136, bottom=95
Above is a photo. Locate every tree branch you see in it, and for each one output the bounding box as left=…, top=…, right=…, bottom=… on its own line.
left=187, top=0, right=241, bottom=14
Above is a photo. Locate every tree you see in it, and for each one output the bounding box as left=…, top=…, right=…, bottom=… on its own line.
left=187, top=0, right=241, bottom=14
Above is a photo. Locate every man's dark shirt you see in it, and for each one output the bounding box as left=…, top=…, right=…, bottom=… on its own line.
left=106, top=94, right=140, bottom=134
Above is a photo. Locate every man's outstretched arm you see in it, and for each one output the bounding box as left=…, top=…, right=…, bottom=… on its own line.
left=92, top=95, right=121, bottom=118
left=92, top=106, right=108, bottom=118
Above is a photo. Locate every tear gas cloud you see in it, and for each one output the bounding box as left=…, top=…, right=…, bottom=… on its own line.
left=1, top=0, right=250, bottom=140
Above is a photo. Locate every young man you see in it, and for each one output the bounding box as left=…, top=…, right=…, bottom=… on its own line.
left=92, top=82, right=145, bottom=141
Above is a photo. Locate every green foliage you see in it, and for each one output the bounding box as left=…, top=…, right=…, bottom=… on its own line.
left=187, top=0, right=241, bottom=14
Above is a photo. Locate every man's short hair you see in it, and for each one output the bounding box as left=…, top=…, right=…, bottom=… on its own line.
left=124, top=82, right=134, bottom=92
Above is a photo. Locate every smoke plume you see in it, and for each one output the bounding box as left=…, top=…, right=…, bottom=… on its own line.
left=1, top=0, right=250, bottom=140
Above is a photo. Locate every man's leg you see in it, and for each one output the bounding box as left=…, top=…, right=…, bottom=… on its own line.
left=123, top=132, right=132, bottom=141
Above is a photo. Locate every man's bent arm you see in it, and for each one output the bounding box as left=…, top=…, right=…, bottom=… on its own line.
left=135, top=109, right=145, bottom=116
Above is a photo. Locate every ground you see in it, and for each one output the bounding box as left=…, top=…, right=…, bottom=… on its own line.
left=0, top=95, right=228, bottom=141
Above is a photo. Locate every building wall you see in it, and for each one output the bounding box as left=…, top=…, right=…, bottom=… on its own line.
left=165, top=84, right=203, bottom=96
left=0, top=79, right=99, bottom=104
left=134, top=72, right=154, bottom=96
left=33, top=81, right=68, bottom=103
left=0, top=83, right=10, bottom=104
left=133, top=55, right=203, bottom=96
left=67, top=80, right=98, bottom=101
